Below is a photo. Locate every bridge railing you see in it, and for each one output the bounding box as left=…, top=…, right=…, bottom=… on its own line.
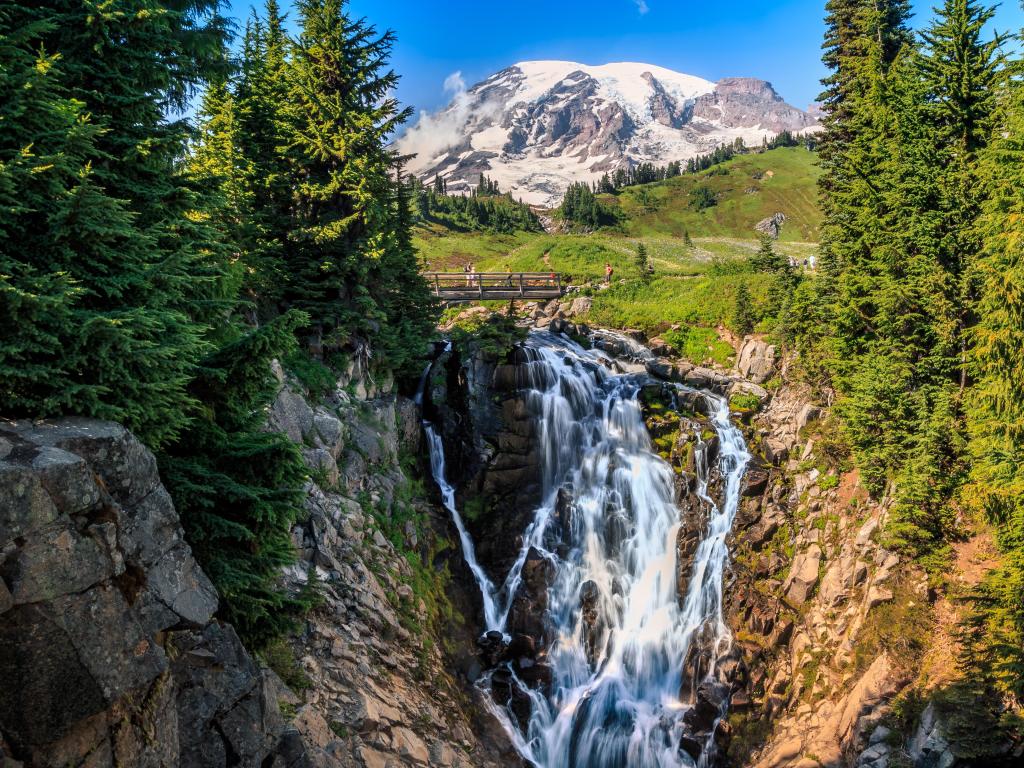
left=423, top=272, right=564, bottom=299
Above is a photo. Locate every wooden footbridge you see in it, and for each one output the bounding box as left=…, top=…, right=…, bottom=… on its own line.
left=424, top=272, right=566, bottom=302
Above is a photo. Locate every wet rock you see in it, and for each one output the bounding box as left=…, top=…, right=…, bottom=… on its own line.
left=683, top=680, right=730, bottom=737
left=507, top=547, right=555, bottom=642
left=645, top=357, right=677, bottom=381
left=643, top=337, right=670, bottom=356
left=684, top=367, right=733, bottom=395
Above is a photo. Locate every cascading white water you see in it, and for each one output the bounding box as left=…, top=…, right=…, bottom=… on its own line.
left=423, top=424, right=503, bottom=631
left=416, top=344, right=502, bottom=631
left=421, top=331, right=749, bottom=768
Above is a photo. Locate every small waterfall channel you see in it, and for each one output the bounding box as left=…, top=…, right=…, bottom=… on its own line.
left=419, top=331, right=750, bottom=768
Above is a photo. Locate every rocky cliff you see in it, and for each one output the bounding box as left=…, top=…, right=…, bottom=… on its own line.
left=0, top=362, right=515, bottom=768
left=265, top=365, right=515, bottom=768
left=722, top=339, right=1022, bottom=768
left=0, top=419, right=305, bottom=767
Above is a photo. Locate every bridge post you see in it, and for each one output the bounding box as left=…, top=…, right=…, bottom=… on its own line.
left=433, top=274, right=440, bottom=296
left=556, top=274, right=562, bottom=295
left=518, top=273, right=525, bottom=297
left=477, top=275, right=483, bottom=299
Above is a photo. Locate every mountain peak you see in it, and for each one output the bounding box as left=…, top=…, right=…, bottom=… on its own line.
left=397, top=61, right=817, bottom=206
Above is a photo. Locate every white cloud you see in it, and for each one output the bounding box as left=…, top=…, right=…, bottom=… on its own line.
left=395, top=70, right=501, bottom=171
left=634, top=0, right=649, bottom=14
left=443, top=71, right=466, bottom=94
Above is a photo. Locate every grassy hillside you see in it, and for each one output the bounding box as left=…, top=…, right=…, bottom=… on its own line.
left=414, top=146, right=822, bottom=365
left=603, top=146, right=822, bottom=242
left=414, top=146, right=822, bottom=276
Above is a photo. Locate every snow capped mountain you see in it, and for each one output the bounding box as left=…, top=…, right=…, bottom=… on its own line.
left=396, top=61, right=819, bottom=207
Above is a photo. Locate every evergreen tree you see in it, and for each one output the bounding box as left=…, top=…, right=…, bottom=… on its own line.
left=965, top=41, right=1024, bottom=699
left=635, top=242, right=650, bottom=278
left=284, top=0, right=436, bottom=373
left=817, top=0, right=912, bottom=280
left=232, top=1, right=295, bottom=313
left=751, top=234, right=787, bottom=272
left=559, top=182, right=605, bottom=229
left=0, top=0, right=230, bottom=447
left=732, top=283, right=755, bottom=335
left=160, top=312, right=314, bottom=649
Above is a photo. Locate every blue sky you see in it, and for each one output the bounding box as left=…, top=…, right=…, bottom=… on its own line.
left=225, top=0, right=1023, bottom=115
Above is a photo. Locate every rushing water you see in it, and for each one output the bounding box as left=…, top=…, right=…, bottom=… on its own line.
left=421, top=331, right=750, bottom=768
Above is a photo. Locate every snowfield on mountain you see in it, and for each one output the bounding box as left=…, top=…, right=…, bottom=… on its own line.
left=397, top=60, right=819, bottom=205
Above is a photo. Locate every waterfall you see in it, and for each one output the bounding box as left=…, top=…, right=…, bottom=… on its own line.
left=423, top=423, right=503, bottom=631
left=421, top=331, right=750, bottom=767
left=416, top=343, right=502, bottom=631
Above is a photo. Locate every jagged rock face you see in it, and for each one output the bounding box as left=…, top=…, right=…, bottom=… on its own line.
left=428, top=342, right=544, bottom=583
left=0, top=419, right=302, bottom=768
left=692, top=78, right=811, bottom=131
left=397, top=61, right=819, bottom=206
left=264, top=372, right=520, bottom=768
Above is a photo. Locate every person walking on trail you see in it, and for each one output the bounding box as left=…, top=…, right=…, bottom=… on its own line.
left=604, top=262, right=614, bottom=284
left=464, top=263, right=474, bottom=287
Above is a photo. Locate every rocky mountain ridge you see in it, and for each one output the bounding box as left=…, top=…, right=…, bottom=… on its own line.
left=397, top=61, right=819, bottom=206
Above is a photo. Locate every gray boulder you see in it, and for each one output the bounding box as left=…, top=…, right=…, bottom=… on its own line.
left=736, top=337, right=777, bottom=384
left=0, top=419, right=300, bottom=766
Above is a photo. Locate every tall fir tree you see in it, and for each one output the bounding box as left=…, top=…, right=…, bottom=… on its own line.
left=160, top=311, right=315, bottom=649
left=283, top=0, right=435, bottom=372
left=965, top=38, right=1024, bottom=701
left=732, top=283, right=755, bottom=336
left=817, top=0, right=912, bottom=282
left=0, top=0, right=230, bottom=447
left=233, top=1, right=295, bottom=312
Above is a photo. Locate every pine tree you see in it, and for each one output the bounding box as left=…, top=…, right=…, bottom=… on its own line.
left=284, top=0, right=436, bottom=372
left=965, top=43, right=1024, bottom=700
left=817, top=0, right=912, bottom=280
left=160, top=311, right=315, bottom=649
left=232, top=1, right=295, bottom=313
left=0, top=0, right=230, bottom=447
left=732, top=283, right=755, bottom=335
left=635, top=242, right=650, bottom=279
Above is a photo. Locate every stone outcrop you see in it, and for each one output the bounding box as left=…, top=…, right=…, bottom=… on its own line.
left=267, top=371, right=518, bottom=768
left=427, top=336, right=544, bottom=581
left=0, top=419, right=307, bottom=767
left=715, top=359, right=1007, bottom=768
left=755, top=212, right=787, bottom=239
left=735, top=336, right=777, bottom=384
